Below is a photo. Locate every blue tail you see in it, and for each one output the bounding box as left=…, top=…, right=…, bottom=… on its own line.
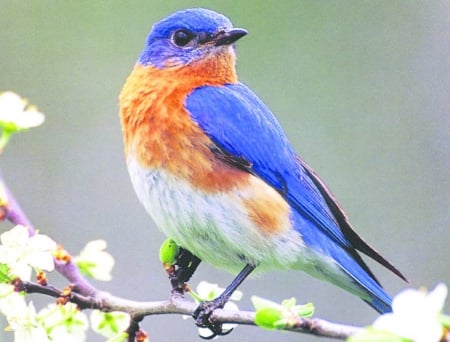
left=364, top=297, right=392, bottom=314
left=293, top=211, right=393, bottom=314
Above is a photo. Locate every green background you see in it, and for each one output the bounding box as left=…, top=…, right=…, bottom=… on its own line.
left=1, top=1, right=449, bottom=341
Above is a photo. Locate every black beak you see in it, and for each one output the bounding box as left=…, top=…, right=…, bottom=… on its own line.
left=210, top=28, right=248, bottom=46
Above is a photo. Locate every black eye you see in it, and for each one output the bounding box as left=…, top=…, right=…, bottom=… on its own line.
left=171, top=30, right=194, bottom=47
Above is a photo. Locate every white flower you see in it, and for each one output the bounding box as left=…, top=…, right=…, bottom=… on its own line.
left=0, top=91, right=45, bottom=130
left=373, top=283, right=448, bottom=342
left=196, top=281, right=243, bottom=302
left=39, top=303, right=89, bottom=342
left=0, top=225, right=56, bottom=280
left=90, top=310, right=130, bottom=339
left=0, top=289, right=49, bottom=341
left=0, top=285, right=26, bottom=317
left=74, top=239, right=115, bottom=281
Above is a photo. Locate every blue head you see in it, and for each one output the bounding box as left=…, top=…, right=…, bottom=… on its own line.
left=138, top=8, right=247, bottom=68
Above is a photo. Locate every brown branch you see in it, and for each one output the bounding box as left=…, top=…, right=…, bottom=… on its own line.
left=14, top=278, right=363, bottom=339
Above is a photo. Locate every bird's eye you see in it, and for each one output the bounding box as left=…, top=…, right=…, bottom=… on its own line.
left=171, top=30, right=194, bottom=47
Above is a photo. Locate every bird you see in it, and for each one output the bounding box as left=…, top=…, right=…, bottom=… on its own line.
left=119, top=7, right=407, bottom=335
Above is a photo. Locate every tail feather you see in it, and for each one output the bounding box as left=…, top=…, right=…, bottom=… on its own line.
left=301, top=159, right=408, bottom=283
left=294, top=210, right=393, bottom=313
left=363, top=297, right=392, bottom=314
left=333, top=248, right=393, bottom=314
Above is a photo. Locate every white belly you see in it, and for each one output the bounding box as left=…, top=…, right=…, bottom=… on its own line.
left=126, top=157, right=306, bottom=274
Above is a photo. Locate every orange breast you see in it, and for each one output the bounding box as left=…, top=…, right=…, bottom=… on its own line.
left=119, top=52, right=248, bottom=192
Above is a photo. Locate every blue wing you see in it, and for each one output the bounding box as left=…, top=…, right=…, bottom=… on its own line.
left=186, top=83, right=406, bottom=313
left=186, top=83, right=348, bottom=245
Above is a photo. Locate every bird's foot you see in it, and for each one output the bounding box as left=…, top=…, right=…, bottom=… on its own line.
left=191, top=264, right=255, bottom=338
left=193, top=298, right=233, bottom=339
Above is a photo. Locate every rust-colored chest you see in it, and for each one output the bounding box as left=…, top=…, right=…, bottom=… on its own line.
left=119, top=61, right=247, bottom=192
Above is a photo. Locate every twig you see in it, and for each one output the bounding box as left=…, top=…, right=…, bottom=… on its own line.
left=16, top=279, right=363, bottom=339
left=0, top=171, right=34, bottom=233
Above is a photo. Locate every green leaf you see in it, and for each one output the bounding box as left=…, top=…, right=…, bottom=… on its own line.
left=293, top=302, right=315, bottom=318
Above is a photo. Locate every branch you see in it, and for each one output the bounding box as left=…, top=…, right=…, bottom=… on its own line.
left=15, top=278, right=362, bottom=339
left=0, top=171, right=34, bottom=232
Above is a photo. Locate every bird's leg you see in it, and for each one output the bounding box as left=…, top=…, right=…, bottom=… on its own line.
left=169, top=247, right=201, bottom=296
left=193, top=263, right=255, bottom=339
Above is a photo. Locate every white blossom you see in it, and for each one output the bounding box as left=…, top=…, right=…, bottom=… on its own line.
left=0, top=91, right=44, bottom=130
left=196, top=280, right=243, bottom=302
left=0, top=288, right=49, bottom=341
left=39, top=303, right=89, bottom=342
left=0, top=225, right=56, bottom=280
left=74, top=239, right=115, bottom=281
left=90, top=310, right=130, bottom=338
left=373, top=283, right=448, bottom=342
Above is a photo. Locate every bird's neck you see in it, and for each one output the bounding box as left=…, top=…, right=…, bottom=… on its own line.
left=182, top=48, right=239, bottom=87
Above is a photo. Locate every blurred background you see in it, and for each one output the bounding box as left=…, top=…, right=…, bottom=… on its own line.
left=1, top=1, right=449, bottom=341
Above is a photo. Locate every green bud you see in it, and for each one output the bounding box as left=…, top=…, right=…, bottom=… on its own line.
left=159, top=238, right=179, bottom=265
left=254, top=307, right=284, bottom=330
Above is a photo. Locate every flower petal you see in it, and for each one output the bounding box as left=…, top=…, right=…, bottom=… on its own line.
left=1, top=225, right=29, bottom=247
left=28, top=234, right=57, bottom=252
left=14, top=110, right=45, bottom=129
left=0, top=92, right=26, bottom=117
left=427, top=283, right=448, bottom=313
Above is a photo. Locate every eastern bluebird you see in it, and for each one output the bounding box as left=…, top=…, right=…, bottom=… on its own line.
left=119, top=8, right=406, bottom=335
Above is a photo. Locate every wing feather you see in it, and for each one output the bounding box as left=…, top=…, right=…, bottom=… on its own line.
left=186, top=82, right=406, bottom=282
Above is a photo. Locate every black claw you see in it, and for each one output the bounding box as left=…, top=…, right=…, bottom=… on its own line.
left=193, top=298, right=231, bottom=338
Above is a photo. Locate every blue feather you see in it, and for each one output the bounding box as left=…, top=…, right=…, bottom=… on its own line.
left=186, top=83, right=350, bottom=248
left=186, top=82, right=393, bottom=312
